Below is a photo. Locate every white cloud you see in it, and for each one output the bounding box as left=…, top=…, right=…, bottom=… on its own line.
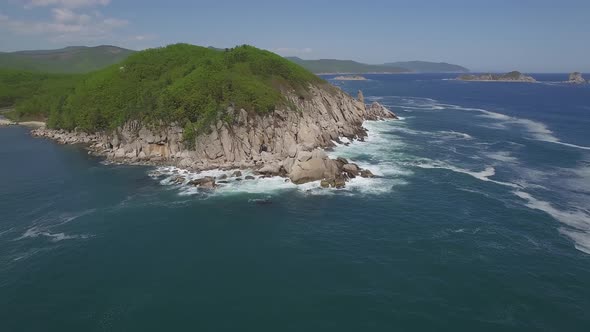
left=0, top=9, right=128, bottom=42
left=52, top=8, right=91, bottom=24
left=131, top=34, right=156, bottom=41
left=23, top=0, right=110, bottom=9
left=274, top=47, right=313, bottom=56
left=2, top=1, right=156, bottom=47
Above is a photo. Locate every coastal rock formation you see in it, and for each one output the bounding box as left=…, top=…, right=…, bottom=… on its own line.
left=567, top=72, right=586, bottom=84
left=458, top=71, right=537, bottom=83
left=32, top=86, right=397, bottom=186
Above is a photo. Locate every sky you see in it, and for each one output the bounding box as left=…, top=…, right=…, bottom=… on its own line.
left=0, top=0, right=589, bottom=72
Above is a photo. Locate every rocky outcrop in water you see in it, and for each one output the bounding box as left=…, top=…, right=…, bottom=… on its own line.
left=32, top=85, right=396, bottom=187
left=567, top=72, right=586, bottom=84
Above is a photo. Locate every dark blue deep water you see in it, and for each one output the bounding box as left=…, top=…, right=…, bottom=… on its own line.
left=1, top=74, right=590, bottom=331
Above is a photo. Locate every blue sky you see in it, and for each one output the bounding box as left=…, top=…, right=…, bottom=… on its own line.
left=1, top=0, right=589, bottom=72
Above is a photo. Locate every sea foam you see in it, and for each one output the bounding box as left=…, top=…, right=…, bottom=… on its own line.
left=514, top=191, right=590, bottom=254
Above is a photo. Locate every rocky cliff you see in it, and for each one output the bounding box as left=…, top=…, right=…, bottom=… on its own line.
left=32, top=86, right=397, bottom=186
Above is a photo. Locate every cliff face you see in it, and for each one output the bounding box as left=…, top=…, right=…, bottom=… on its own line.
left=32, top=85, right=396, bottom=184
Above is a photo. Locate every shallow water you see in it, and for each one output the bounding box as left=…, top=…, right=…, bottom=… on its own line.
left=1, top=74, right=590, bottom=331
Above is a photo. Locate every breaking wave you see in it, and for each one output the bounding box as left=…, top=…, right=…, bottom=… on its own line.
left=413, top=160, right=521, bottom=189
left=514, top=191, right=590, bottom=254
left=16, top=227, right=91, bottom=242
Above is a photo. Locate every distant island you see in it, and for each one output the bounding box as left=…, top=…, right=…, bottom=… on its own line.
left=333, top=75, right=367, bottom=81
left=457, top=71, right=537, bottom=83
left=286, top=57, right=469, bottom=74
left=567, top=72, right=587, bottom=84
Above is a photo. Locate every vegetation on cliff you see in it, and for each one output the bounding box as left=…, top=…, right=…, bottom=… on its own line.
left=1, top=44, right=324, bottom=132
left=0, top=69, right=82, bottom=121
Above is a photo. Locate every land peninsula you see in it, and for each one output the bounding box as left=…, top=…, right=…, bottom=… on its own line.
left=457, top=71, right=537, bottom=83
left=1, top=44, right=397, bottom=188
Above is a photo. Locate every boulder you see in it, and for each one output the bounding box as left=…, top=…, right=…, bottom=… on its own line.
left=171, top=176, right=185, bottom=184
left=342, top=163, right=360, bottom=177
left=217, top=174, right=228, bottom=180
left=296, top=150, right=313, bottom=162
left=288, top=154, right=340, bottom=184
left=257, top=163, right=281, bottom=175
left=178, top=158, right=193, bottom=168
left=360, top=169, right=375, bottom=178
left=245, top=175, right=256, bottom=180
left=336, top=157, right=349, bottom=166
left=568, top=72, right=587, bottom=84
left=188, top=176, right=216, bottom=189
left=114, top=148, right=126, bottom=158
left=231, top=170, right=242, bottom=177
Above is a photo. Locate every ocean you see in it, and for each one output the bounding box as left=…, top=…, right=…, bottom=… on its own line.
left=1, top=74, right=589, bottom=331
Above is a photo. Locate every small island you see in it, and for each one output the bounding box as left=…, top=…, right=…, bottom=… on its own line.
left=567, top=72, right=587, bottom=84
left=457, top=71, right=537, bottom=83
left=333, top=75, right=367, bottom=81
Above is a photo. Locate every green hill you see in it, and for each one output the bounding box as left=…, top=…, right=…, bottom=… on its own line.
left=286, top=57, right=408, bottom=74
left=384, top=61, right=469, bottom=73
left=0, top=69, right=82, bottom=120
left=2, top=44, right=324, bottom=136
left=0, top=46, right=135, bottom=73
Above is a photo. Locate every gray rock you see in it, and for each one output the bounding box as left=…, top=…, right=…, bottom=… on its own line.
left=188, top=176, right=216, bottom=189
left=568, top=72, right=587, bottom=84
left=342, top=163, right=360, bottom=177
left=360, top=169, right=375, bottom=178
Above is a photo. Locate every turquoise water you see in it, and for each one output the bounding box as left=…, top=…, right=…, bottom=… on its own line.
left=1, top=74, right=590, bottom=331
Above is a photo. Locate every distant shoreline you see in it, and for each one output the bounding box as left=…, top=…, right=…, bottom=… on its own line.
left=454, top=79, right=540, bottom=83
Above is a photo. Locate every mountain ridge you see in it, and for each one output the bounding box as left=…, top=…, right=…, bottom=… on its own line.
left=0, top=45, right=135, bottom=73
left=287, top=57, right=469, bottom=74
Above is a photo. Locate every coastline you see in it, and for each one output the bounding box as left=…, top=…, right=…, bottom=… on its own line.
left=26, top=89, right=398, bottom=187
left=0, top=118, right=47, bottom=127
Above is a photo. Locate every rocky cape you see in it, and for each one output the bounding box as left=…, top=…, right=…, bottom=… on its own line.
left=457, top=71, right=537, bottom=83
left=31, top=87, right=397, bottom=188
